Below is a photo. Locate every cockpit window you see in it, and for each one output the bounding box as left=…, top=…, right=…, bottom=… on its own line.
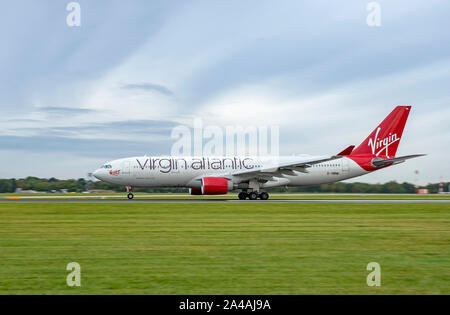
left=101, top=164, right=112, bottom=169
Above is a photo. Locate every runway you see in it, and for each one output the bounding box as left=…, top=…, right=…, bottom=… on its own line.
left=1, top=198, right=449, bottom=203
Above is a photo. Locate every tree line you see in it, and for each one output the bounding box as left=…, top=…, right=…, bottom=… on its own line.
left=0, top=177, right=447, bottom=194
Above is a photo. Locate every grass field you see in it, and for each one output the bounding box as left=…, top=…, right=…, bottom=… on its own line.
left=0, top=202, right=449, bottom=294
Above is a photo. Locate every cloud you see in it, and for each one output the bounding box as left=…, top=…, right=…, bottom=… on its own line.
left=6, top=118, right=42, bottom=123
left=7, top=119, right=178, bottom=140
left=37, top=106, right=96, bottom=115
left=0, top=1, right=175, bottom=116
left=121, top=83, right=174, bottom=96
left=0, top=134, right=171, bottom=157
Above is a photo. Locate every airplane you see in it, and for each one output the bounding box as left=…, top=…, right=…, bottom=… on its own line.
left=92, top=106, right=425, bottom=200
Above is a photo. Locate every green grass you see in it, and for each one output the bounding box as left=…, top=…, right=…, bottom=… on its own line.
left=0, top=203, right=449, bottom=294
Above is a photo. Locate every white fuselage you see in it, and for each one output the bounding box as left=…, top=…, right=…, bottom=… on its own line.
left=93, top=155, right=368, bottom=188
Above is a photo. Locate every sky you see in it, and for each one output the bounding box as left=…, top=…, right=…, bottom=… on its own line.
left=1, top=0, right=449, bottom=184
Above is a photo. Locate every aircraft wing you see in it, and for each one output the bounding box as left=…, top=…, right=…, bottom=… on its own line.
left=371, top=154, right=426, bottom=167
left=229, top=154, right=344, bottom=181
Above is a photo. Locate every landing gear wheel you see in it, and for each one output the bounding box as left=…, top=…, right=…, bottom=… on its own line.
left=127, top=193, right=134, bottom=200
left=259, top=192, right=269, bottom=200
left=238, top=192, right=248, bottom=200
left=248, top=192, right=258, bottom=200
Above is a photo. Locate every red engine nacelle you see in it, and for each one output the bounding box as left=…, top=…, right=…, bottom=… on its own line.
left=189, top=188, right=202, bottom=195
left=201, top=177, right=232, bottom=195
left=189, top=177, right=233, bottom=195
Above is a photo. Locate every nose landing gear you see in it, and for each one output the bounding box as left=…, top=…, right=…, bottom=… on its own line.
left=126, top=186, right=134, bottom=200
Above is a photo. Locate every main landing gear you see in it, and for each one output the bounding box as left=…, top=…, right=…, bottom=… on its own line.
left=238, top=191, right=269, bottom=200
left=126, top=186, right=134, bottom=200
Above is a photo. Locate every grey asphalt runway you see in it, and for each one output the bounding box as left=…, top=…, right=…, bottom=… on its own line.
left=1, top=198, right=449, bottom=203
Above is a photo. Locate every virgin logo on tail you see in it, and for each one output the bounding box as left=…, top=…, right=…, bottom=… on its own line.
left=367, top=127, right=400, bottom=157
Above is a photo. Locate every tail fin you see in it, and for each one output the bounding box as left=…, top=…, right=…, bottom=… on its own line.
left=351, top=106, right=411, bottom=158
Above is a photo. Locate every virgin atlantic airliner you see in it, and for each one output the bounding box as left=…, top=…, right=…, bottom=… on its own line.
left=93, top=106, right=424, bottom=200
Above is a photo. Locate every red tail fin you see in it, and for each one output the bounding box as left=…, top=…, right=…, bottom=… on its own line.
left=351, top=106, right=411, bottom=158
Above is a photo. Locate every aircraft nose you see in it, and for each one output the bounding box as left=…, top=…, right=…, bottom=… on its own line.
left=92, top=169, right=102, bottom=180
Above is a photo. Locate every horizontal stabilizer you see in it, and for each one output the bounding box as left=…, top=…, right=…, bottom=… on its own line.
left=371, top=154, right=426, bottom=167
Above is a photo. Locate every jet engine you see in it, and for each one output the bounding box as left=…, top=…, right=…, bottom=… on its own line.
left=189, top=187, right=202, bottom=195
left=189, top=177, right=233, bottom=195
